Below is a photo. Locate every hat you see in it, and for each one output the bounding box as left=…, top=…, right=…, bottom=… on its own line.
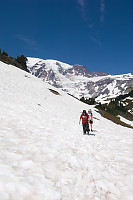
left=83, top=110, right=86, bottom=114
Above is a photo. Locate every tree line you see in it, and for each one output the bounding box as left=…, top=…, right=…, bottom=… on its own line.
left=0, top=49, right=29, bottom=72
left=80, top=96, right=96, bottom=105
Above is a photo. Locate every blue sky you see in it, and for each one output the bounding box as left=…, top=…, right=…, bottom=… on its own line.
left=0, top=0, right=133, bottom=74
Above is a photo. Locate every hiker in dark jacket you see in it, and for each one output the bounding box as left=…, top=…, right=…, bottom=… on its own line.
left=79, top=110, right=89, bottom=134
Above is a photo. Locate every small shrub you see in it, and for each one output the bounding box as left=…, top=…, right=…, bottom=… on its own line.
left=80, top=97, right=96, bottom=105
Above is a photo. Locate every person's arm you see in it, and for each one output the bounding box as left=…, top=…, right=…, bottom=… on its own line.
left=92, top=113, right=93, bottom=121
left=79, top=114, right=82, bottom=124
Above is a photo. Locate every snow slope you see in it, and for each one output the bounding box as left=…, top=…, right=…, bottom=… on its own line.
left=0, top=61, right=133, bottom=200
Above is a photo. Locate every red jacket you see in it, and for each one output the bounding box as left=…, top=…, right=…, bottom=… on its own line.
left=80, top=114, right=89, bottom=123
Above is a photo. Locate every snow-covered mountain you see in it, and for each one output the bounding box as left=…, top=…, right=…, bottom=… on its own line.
left=27, top=57, right=133, bottom=102
left=0, top=60, right=133, bottom=199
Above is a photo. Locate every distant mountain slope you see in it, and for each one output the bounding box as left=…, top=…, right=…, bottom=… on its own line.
left=27, top=57, right=133, bottom=101
left=96, top=90, right=133, bottom=120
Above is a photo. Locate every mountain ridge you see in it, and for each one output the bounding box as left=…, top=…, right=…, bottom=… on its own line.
left=27, top=57, right=133, bottom=102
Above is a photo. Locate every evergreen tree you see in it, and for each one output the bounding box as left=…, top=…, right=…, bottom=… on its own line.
left=80, top=96, right=85, bottom=102
left=16, top=55, right=28, bottom=72
left=2, top=50, right=8, bottom=56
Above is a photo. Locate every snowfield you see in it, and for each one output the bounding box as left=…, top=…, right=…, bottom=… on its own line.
left=0, top=61, right=133, bottom=200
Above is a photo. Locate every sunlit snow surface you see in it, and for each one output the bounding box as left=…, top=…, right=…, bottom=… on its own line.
left=0, top=61, right=133, bottom=200
left=27, top=57, right=72, bottom=72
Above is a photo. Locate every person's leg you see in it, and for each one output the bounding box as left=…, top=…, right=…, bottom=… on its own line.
left=88, top=122, right=90, bottom=131
left=82, top=123, right=86, bottom=134
left=86, top=122, right=89, bottom=133
left=90, top=120, right=93, bottom=131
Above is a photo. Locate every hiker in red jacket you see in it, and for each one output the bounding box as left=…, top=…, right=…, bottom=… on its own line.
left=79, top=110, right=90, bottom=134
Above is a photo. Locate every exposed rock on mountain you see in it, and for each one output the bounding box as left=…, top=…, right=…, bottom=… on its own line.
left=27, top=57, right=133, bottom=102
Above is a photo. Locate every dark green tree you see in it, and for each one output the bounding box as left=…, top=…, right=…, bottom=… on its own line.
left=80, top=96, right=85, bottom=102
left=2, top=50, right=8, bottom=56
left=16, top=55, right=29, bottom=72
